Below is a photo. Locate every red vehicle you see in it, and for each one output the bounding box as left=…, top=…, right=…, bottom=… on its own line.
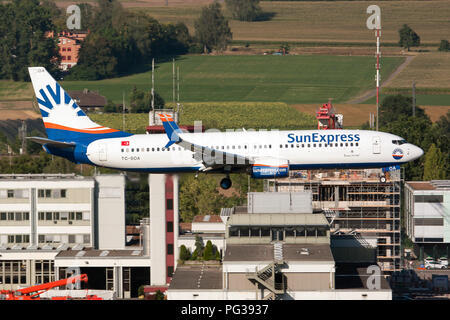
left=0, top=274, right=102, bottom=300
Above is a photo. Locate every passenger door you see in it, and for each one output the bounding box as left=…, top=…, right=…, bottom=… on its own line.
left=372, top=136, right=381, bottom=154
left=98, top=143, right=107, bottom=161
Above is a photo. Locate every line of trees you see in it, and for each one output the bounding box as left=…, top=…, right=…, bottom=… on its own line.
left=0, top=0, right=60, bottom=81
left=369, top=94, right=449, bottom=181
left=66, top=0, right=191, bottom=80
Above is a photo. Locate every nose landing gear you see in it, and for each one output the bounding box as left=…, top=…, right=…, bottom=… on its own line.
left=220, top=176, right=232, bottom=190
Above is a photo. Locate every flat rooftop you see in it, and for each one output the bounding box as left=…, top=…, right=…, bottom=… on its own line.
left=227, top=213, right=329, bottom=226
left=56, top=249, right=144, bottom=258
left=223, top=244, right=334, bottom=263
left=169, top=265, right=223, bottom=290
left=406, top=180, right=450, bottom=191
left=0, top=173, right=92, bottom=181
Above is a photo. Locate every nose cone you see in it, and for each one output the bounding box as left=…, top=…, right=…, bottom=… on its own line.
left=413, top=145, right=424, bottom=160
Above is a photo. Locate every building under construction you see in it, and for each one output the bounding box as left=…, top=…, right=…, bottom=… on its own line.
left=265, top=168, right=402, bottom=274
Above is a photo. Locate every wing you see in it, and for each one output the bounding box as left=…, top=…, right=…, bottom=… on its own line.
left=27, top=136, right=76, bottom=149
left=158, top=113, right=252, bottom=171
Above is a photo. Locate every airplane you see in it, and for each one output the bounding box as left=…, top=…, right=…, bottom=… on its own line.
left=27, top=67, right=424, bottom=189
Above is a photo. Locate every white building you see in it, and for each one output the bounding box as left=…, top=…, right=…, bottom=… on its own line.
left=404, top=180, right=450, bottom=257
left=168, top=192, right=392, bottom=300
left=0, top=174, right=129, bottom=293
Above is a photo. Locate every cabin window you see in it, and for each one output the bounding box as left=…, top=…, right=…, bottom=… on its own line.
left=121, top=149, right=124, bottom=152
left=350, top=143, right=353, bottom=147
left=269, top=145, right=271, bottom=148
left=280, top=144, right=283, bottom=148
left=313, top=144, right=316, bottom=147
left=318, top=143, right=321, bottom=147
left=147, top=148, right=150, bottom=152
left=307, top=144, right=310, bottom=148
left=345, top=143, right=348, bottom=147
left=285, top=144, right=288, bottom=148
left=157, top=148, right=160, bottom=151
left=131, top=148, right=134, bottom=152
left=356, top=143, right=359, bottom=147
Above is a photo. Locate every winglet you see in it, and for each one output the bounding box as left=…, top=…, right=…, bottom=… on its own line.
left=158, top=113, right=182, bottom=148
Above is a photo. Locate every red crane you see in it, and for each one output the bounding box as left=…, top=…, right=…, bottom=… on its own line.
left=316, top=100, right=343, bottom=130
left=0, top=274, right=102, bottom=300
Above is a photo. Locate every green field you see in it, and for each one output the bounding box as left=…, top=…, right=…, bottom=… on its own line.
left=60, top=55, right=404, bottom=105
left=90, top=102, right=317, bottom=133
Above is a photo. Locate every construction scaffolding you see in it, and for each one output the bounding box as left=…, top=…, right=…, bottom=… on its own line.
left=266, top=169, right=402, bottom=274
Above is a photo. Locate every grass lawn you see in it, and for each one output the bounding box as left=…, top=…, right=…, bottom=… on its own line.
left=59, top=55, right=404, bottom=105
left=385, top=52, right=450, bottom=89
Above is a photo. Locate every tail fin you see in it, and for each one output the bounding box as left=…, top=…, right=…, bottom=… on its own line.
left=159, top=113, right=183, bottom=148
left=28, top=67, right=131, bottom=142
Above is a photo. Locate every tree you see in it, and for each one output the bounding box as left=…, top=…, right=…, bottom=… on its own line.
left=398, top=24, right=420, bottom=51
left=438, top=40, right=450, bottom=52
left=0, top=0, right=60, bottom=81
left=423, top=143, right=447, bottom=180
left=179, top=245, right=191, bottom=261
left=179, top=175, right=229, bottom=222
left=225, top=0, right=262, bottom=22
left=203, top=240, right=214, bottom=260
left=379, top=94, right=428, bottom=127
left=194, top=2, right=232, bottom=53
left=129, top=86, right=165, bottom=113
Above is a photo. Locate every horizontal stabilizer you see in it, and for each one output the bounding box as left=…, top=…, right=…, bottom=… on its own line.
left=27, top=137, right=76, bottom=148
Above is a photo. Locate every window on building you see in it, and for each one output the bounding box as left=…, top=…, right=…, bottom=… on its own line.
left=261, top=227, right=270, bottom=237
left=167, top=221, right=173, bottom=233
left=229, top=227, right=238, bottom=237
left=45, top=189, right=51, bottom=198
left=166, top=199, right=173, bottom=210
left=60, top=189, right=66, bottom=198
left=250, top=227, right=260, bottom=237
left=167, top=244, right=174, bottom=255
left=295, top=226, right=305, bottom=237
left=7, top=190, right=14, bottom=198
left=306, top=227, right=316, bottom=237
left=83, top=234, right=90, bottom=244
left=239, top=227, right=249, bottom=237
left=167, top=266, right=174, bottom=278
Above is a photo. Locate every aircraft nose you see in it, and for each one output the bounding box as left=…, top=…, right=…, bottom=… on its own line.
left=413, top=145, right=424, bottom=159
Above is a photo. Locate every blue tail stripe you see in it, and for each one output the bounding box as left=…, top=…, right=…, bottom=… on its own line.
left=46, top=83, right=61, bottom=105
left=37, top=89, right=54, bottom=110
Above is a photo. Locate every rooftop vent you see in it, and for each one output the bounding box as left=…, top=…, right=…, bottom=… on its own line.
left=100, top=250, right=110, bottom=257
left=299, top=248, right=310, bottom=255
left=76, top=251, right=86, bottom=257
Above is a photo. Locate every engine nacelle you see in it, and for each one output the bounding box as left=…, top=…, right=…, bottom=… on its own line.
left=250, top=158, right=289, bottom=179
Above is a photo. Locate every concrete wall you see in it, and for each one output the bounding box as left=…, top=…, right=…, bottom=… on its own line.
left=149, top=174, right=166, bottom=286
left=285, top=273, right=332, bottom=291
left=95, top=175, right=126, bottom=250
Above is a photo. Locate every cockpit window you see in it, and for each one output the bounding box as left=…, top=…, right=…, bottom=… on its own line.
left=392, top=140, right=407, bottom=145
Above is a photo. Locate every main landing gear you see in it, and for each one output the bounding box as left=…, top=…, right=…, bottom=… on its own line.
left=220, top=176, right=232, bottom=190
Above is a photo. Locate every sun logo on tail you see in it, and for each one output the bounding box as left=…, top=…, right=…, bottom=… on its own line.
left=36, top=82, right=86, bottom=118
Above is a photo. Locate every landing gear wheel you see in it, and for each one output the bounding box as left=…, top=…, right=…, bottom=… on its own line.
left=380, top=175, right=386, bottom=183
left=220, top=177, right=232, bottom=190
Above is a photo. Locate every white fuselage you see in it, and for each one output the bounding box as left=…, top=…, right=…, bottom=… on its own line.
left=85, top=129, right=423, bottom=173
